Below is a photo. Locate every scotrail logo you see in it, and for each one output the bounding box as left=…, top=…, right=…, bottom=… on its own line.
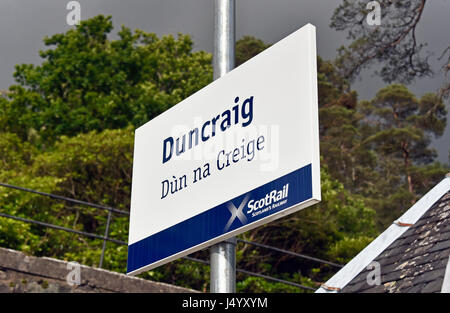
left=224, top=184, right=289, bottom=232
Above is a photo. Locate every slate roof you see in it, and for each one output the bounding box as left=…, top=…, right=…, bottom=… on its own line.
left=316, top=175, right=450, bottom=293
left=342, top=190, right=450, bottom=293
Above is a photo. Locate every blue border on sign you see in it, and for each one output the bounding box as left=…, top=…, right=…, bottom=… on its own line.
left=127, top=164, right=312, bottom=273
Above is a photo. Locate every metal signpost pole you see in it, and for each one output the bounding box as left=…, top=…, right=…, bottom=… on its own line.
left=210, top=0, right=236, bottom=293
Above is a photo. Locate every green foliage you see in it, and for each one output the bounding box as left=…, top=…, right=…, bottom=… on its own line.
left=317, top=57, right=377, bottom=195
left=315, top=63, right=448, bottom=229
left=0, top=132, right=36, bottom=171
left=31, top=126, right=134, bottom=209
left=0, top=128, right=133, bottom=272
left=140, top=258, right=211, bottom=292
left=1, top=15, right=212, bottom=143
left=235, top=36, right=271, bottom=67
left=237, top=276, right=313, bottom=293
left=0, top=217, right=39, bottom=254
left=328, top=236, right=374, bottom=264
left=359, top=84, right=448, bottom=225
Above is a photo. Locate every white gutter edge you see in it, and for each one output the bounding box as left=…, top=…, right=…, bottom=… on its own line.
left=442, top=255, right=450, bottom=293
left=316, top=176, right=450, bottom=293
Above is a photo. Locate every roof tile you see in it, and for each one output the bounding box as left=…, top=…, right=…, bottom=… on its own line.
left=340, top=190, right=450, bottom=293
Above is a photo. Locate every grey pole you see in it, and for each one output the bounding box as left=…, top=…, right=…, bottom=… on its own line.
left=213, top=0, right=235, bottom=79
left=210, top=0, right=236, bottom=293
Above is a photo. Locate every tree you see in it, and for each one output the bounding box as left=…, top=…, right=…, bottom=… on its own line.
left=329, top=1, right=450, bottom=226
left=437, top=46, right=450, bottom=107
left=331, top=0, right=450, bottom=104
left=360, top=84, right=448, bottom=224
left=317, top=56, right=380, bottom=194
left=1, top=15, right=212, bottom=143
left=235, top=36, right=271, bottom=67
left=331, top=0, right=431, bottom=84
left=0, top=128, right=133, bottom=269
left=0, top=132, right=61, bottom=255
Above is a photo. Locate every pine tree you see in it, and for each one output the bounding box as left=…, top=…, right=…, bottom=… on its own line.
left=360, top=84, right=448, bottom=224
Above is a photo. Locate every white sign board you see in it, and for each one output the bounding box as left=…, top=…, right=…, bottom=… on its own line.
left=127, top=24, right=320, bottom=275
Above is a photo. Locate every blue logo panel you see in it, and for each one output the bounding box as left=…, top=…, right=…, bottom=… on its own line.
left=127, top=164, right=312, bottom=273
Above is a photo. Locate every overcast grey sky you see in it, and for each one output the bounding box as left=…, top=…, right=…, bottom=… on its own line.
left=0, top=0, right=449, bottom=162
